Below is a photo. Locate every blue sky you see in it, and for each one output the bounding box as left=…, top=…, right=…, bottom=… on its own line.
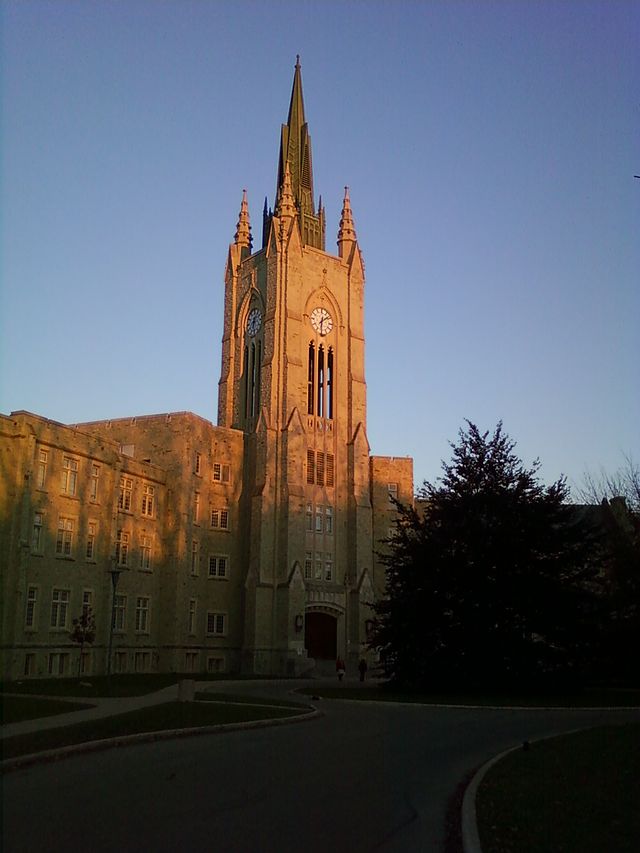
left=1, top=0, right=638, bottom=494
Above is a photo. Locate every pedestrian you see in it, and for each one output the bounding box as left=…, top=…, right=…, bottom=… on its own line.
left=336, top=657, right=345, bottom=682
left=358, top=658, right=368, bottom=682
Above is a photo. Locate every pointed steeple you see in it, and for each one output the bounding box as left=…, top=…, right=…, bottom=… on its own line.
left=275, top=161, right=296, bottom=219
left=234, top=189, right=252, bottom=253
left=269, top=56, right=324, bottom=250
left=337, top=186, right=357, bottom=256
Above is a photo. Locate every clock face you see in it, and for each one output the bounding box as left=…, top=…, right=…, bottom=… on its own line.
left=310, top=307, right=333, bottom=336
left=246, top=308, right=262, bottom=337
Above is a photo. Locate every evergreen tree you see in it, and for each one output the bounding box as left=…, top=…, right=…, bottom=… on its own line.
left=371, top=422, right=601, bottom=689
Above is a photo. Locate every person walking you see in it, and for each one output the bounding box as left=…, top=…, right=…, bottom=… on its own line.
left=336, top=657, right=345, bottom=681
left=358, top=658, right=368, bottom=682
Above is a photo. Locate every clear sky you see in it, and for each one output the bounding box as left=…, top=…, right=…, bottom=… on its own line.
left=1, top=0, right=638, bottom=495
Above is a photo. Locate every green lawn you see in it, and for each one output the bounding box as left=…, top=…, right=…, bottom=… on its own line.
left=194, top=692, right=307, bottom=709
left=1, top=695, right=95, bottom=724
left=476, top=724, right=640, bottom=853
left=1, top=699, right=310, bottom=761
left=297, top=685, right=640, bottom=707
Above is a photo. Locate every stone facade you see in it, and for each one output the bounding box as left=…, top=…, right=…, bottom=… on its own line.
left=0, top=60, right=413, bottom=681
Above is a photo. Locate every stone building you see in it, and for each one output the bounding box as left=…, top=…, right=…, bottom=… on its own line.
left=0, top=60, right=413, bottom=681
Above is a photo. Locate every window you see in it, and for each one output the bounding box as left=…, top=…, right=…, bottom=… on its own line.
left=212, top=462, right=230, bottom=483
left=116, top=530, right=129, bottom=566
left=325, top=506, right=334, bottom=534
left=194, top=492, right=200, bottom=524
left=195, top=452, right=202, bottom=475
left=208, top=555, right=228, bottom=578
left=325, top=553, right=333, bottom=581
left=80, top=651, right=91, bottom=675
left=307, top=450, right=335, bottom=487
left=307, top=342, right=315, bottom=415
left=207, top=656, right=225, bottom=673
left=82, top=590, right=93, bottom=617
left=185, top=651, right=199, bottom=672
left=135, top=596, right=150, bottom=633
left=315, top=551, right=323, bottom=580
left=206, top=612, right=226, bottom=636
left=37, top=449, right=48, bottom=488
left=24, top=653, right=36, bottom=676
left=114, top=651, right=127, bottom=673
left=140, top=534, right=152, bottom=570
left=141, top=484, right=155, bottom=517
left=388, top=483, right=398, bottom=503
left=25, top=586, right=38, bottom=629
left=118, top=477, right=133, bottom=511
left=307, top=449, right=315, bottom=484
left=32, top=512, right=43, bottom=552
left=308, top=343, right=334, bottom=419
left=304, top=551, right=313, bottom=580
left=315, top=506, right=323, bottom=532
left=191, top=540, right=199, bottom=576
left=86, top=521, right=97, bottom=560
left=134, top=651, right=150, bottom=672
left=188, top=599, right=197, bottom=634
left=316, top=451, right=325, bottom=486
left=90, top=465, right=100, bottom=500
left=326, top=453, right=335, bottom=488
left=50, top=589, right=70, bottom=629
left=48, top=652, right=69, bottom=676
left=56, top=517, right=74, bottom=557
left=211, top=508, right=229, bottom=530
left=306, top=502, right=313, bottom=531
left=61, top=457, right=78, bottom=495
left=113, top=595, right=126, bottom=631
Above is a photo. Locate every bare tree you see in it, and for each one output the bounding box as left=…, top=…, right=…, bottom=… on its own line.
left=576, top=453, right=640, bottom=512
left=70, top=607, right=96, bottom=677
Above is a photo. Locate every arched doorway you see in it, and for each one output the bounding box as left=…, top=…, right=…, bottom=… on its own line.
left=305, top=611, right=337, bottom=660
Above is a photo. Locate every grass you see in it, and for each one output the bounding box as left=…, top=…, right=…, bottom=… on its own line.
left=296, top=685, right=640, bottom=707
left=1, top=695, right=95, bottom=724
left=476, top=723, right=640, bottom=853
left=1, top=699, right=310, bottom=761
left=194, top=692, right=307, bottom=709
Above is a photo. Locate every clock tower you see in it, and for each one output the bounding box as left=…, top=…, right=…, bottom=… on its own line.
left=218, top=59, right=411, bottom=674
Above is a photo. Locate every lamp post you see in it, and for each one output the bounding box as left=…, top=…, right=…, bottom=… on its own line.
left=106, top=560, right=122, bottom=684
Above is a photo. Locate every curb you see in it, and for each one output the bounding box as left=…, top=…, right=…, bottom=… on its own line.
left=1, top=707, right=321, bottom=775
left=460, top=726, right=593, bottom=853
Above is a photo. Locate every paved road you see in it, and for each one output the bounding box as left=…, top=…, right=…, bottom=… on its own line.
left=2, top=680, right=638, bottom=852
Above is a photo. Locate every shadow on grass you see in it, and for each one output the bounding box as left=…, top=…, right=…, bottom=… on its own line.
left=1, top=695, right=95, bottom=725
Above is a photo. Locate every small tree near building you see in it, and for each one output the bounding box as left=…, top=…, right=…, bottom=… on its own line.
left=70, top=607, right=96, bottom=677
left=371, top=421, right=602, bottom=690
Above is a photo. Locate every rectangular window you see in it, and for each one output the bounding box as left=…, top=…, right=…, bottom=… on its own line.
left=56, top=517, right=74, bottom=556
left=90, top=464, right=100, bottom=500
left=135, top=596, right=150, bottom=633
left=118, top=477, right=133, bottom=511
left=195, top=452, right=202, bottom=475
left=116, top=530, right=129, bottom=566
left=326, top=453, right=335, bottom=488
left=185, top=651, right=199, bottom=672
left=207, top=656, right=225, bottom=673
left=86, top=521, right=97, bottom=560
left=80, top=651, right=91, bottom=675
left=140, top=534, right=152, bottom=570
left=25, top=586, right=38, bottom=629
left=388, top=483, right=398, bottom=503
left=315, top=506, right=323, bottom=533
left=325, top=553, right=333, bottom=581
left=113, top=595, right=126, bottom=631
left=82, top=590, right=93, bottom=617
left=191, top=540, right=199, bottom=575
left=325, top=506, right=334, bottom=535
left=48, top=652, right=69, bottom=676
left=188, top=598, right=197, bottom=634
left=211, top=508, right=229, bottom=530
left=208, top=555, right=228, bottom=578
left=306, top=502, right=313, bottom=531
left=212, top=462, right=230, bottom=483
left=24, top=653, right=36, bottom=676
left=134, top=651, right=150, bottom=672
left=141, top=484, right=155, bottom=517
left=206, top=612, right=226, bottom=636
left=50, top=589, right=70, bottom=629
left=61, top=456, right=78, bottom=495
left=114, top=651, right=127, bottom=673
left=306, top=449, right=315, bottom=485
left=316, top=451, right=325, bottom=486
left=194, top=491, right=200, bottom=524
left=37, top=449, right=48, bottom=488
left=315, top=551, right=323, bottom=580
left=304, top=551, right=313, bottom=580
left=32, top=512, right=43, bottom=551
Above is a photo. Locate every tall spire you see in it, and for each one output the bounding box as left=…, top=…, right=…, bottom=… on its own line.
left=270, top=56, right=324, bottom=250
left=275, top=161, right=296, bottom=219
left=234, top=189, right=252, bottom=253
left=337, top=186, right=357, bottom=257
